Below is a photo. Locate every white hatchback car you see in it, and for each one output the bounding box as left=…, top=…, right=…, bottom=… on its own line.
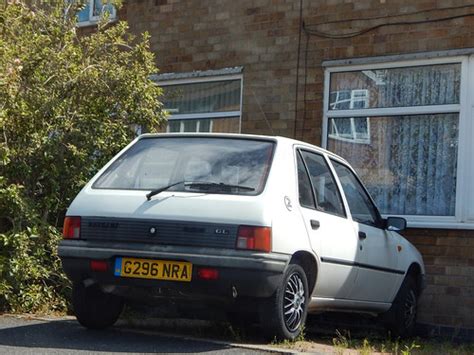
left=59, top=133, right=425, bottom=340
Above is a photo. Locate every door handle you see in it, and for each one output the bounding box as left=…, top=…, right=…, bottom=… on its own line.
left=310, top=219, right=320, bottom=230
left=358, top=231, right=367, bottom=240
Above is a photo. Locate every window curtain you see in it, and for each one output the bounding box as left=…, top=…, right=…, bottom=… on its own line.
left=163, top=80, right=241, bottom=114
left=379, top=65, right=460, bottom=107
left=379, top=114, right=458, bottom=216
left=328, top=63, right=461, bottom=216
left=328, top=114, right=458, bottom=216
left=329, top=63, right=461, bottom=109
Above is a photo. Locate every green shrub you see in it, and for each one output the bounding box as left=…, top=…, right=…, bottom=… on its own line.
left=0, top=1, right=165, bottom=313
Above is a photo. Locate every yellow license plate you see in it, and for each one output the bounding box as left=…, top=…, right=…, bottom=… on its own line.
left=114, top=257, right=192, bottom=282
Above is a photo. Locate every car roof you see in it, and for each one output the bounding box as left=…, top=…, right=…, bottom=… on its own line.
left=138, top=133, right=350, bottom=165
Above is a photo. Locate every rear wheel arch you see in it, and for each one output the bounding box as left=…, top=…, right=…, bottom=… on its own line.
left=289, top=251, right=318, bottom=295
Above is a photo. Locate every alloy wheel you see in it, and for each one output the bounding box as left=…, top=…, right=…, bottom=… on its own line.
left=283, top=272, right=306, bottom=332
left=403, top=289, right=417, bottom=329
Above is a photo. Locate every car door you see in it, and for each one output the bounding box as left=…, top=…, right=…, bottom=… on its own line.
left=330, top=158, right=403, bottom=303
left=296, top=149, right=360, bottom=300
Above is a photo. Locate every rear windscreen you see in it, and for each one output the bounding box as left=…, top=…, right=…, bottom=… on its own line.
left=92, top=137, right=275, bottom=195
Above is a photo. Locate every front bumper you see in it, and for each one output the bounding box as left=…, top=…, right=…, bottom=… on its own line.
left=59, top=240, right=290, bottom=300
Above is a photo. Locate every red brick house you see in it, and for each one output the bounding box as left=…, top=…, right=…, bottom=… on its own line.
left=80, top=0, right=474, bottom=338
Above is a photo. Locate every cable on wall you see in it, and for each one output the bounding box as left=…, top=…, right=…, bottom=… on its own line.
left=304, top=9, right=474, bottom=39
left=293, top=0, right=304, bottom=139
left=309, top=4, right=474, bottom=27
left=294, top=3, right=474, bottom=140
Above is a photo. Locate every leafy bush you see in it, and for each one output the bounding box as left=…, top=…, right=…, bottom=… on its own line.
left=0, top=1, right=165, bottom=313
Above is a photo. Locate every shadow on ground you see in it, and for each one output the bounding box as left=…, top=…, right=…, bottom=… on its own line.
left=0, top=317, right=235, bottom=353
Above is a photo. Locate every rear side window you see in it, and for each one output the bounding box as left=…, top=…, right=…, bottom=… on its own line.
left=297, top=152, right=316, bottom=209
left=93, top=137, right=275, bottom=196
left=300, top=151, right=346, bottom=217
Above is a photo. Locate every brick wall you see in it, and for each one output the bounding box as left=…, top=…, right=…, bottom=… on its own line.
left=123, top=0, right=302, bottom=137
left=403, top=229, right=474, bottom=330
left=116, top=0, right=474, bottom=332
left=299, top=0, right=474, bottom=145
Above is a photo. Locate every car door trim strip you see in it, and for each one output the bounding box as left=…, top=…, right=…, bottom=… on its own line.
left=320, top=257, right=405, bottom=275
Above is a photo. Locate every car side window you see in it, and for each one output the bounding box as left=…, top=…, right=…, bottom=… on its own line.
left=300, top=151, right=346, bottom=217
left=297, top=152, right=316, bottom=209
left=331, top=159, right=380, bottom=227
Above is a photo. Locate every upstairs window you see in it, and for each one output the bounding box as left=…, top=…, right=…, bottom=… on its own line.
left=77, top=0, right=116, bottom=25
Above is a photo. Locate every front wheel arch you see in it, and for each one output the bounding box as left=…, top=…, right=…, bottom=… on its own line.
left=406, top=262, right=424, bottom=296
left=381, top=274, right=419, bottom=337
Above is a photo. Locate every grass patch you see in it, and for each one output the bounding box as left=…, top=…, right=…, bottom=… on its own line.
left=331, top=330, right=422, bottom=354
left=270, top=325, right=474, bottom=354
left=119, top=307, right=474, bottom=354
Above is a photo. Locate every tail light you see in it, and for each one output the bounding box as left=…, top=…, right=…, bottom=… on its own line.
left=63, top=216, right=81, bottom=239
left=90, top=260, right=108, bottom=272
left=236, top=226, right=272, bottom=253
left=197, top=267, right=219, bottom=280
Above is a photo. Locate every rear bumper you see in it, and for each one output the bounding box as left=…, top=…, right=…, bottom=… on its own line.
left=59, top=240, right=290, bottom=300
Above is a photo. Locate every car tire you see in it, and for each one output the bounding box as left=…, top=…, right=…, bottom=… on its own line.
left=72, top=282, right=124, bottom=330
left=382, top=276, right=418, bottom=338
left=259, top=263, right=309, bottom=341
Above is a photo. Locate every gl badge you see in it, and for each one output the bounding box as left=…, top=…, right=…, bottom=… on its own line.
left=215, top=228, right=229, bottom=235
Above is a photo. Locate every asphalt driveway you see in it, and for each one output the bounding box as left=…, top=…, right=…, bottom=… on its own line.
left=0, top=315, right=273, bottom=354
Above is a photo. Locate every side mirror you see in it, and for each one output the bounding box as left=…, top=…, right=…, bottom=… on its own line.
left=386, top=217, right=407, bottom=232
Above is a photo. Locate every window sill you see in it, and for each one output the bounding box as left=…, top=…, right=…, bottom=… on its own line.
left=382, top=215, right=474, bottom=230
left=407, top=221, right=474, bottom=230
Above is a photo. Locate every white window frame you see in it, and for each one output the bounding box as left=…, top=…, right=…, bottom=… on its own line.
left=323, top=56, right=474, bottom=229
left=159, top=74, right=243, bottom=133
left=166, top=119, right=214, bottom=133
left=328, top=89, right=370, bottom=144
left=329, top=89, right=369, bottom=110
left=77, top=0, right=117, bottom=27
left=328, top=116, right=371, bottom=144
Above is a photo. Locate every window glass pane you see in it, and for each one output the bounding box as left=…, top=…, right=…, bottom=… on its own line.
left=93, top=0, right=114, bottom=17
left=93, top=138, right=275, bottom=196
left=297, top=153, right=316, bottom=209
left=163, top=80, right=241, bottom=114
left=329, top=63, right=461, bottom=110
left=93, top=0, right=102, bottom=16
left=77, top=3, right=90, bottom=22
left=353, top=117, right=369, bottom=140
left=198, top=119, right=212, bottom=132
left=183, top=120, right=197, bottom=132
left=335, top=118, right=352, bottom=136
left=329, top=117, right=370, bottom=143
left=77, top=0, right=115, bottom=22
left=327, top=114, right=459, bottom=216
left=165, top=117, right=240, bottom=133
left=168, top=120, right=180, bottom=132
left=332, top=160, right=379, bottom=226
left=300, top=151, right=345, bottom=217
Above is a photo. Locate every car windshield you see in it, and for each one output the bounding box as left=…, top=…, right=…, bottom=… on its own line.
left=92, top=137, right=275, bottom=195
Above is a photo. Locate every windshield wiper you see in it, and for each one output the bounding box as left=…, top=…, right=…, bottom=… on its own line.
left=185, top=182, right=255, bottom=192
left=146, top=181, right=255, bottom=201
left=146, top=181, right=185, bottom=201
